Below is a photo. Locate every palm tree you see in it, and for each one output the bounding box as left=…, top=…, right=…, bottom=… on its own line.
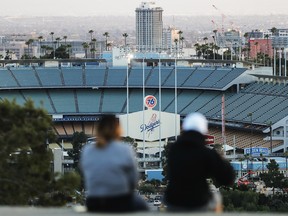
left=264, top=34, right=270, bottom=66
left=194, top=43, right=201, bottom=59
left=50, top=32, right=55, bottom=58
left=203, top=37, right=208, bottom=44
left=63, top=36, right=68, bottom=45
left=55, top=37, right=61, bottom=48
left=66, top=44, right=72, bottom=58
left=41, top=45, right=47, bottom=57
left=179, top=36, right=185, bottom=50
left=90, top=38, right=97, bottom=58
left=254, top=42, right=259, bottom=63
left=38, top=36, right=43, bottom=56
left=90, top=48, right=96, bottom=59
left=25, top=39, right=34, bottom=58
left=178, top=30, right=183, bottom=39
left=103, top=32, right=109, bottom=51
left=174, top=38, right=179, bottom=57
left=213, top=29, right=218, bottom=42
left=50, top=32, right=54, bottom=42
left=271, top=27, right=277, bottom=35
left=88, top=30, right=94, bottom=41
left=82, top=42, right=89, bottom=58
left=122, top=33, right=128, bottom=47
left=106, top=43, right=112, bottom=51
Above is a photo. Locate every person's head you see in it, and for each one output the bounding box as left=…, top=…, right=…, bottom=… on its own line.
left=94, top=115, right=121, bottom=147
left=182, top=112, right=208, bottom=135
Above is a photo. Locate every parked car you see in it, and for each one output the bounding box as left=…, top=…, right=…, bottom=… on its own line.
left=154, top=199, right=161, bottom=206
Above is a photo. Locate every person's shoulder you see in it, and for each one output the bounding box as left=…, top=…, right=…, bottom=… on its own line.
left=82, top=142, right=95, bottom=153
left=111, top=141, right=132, bottom=151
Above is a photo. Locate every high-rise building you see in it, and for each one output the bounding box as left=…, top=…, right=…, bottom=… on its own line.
left=136, top=2, right=163, bottom=52
left=162, top=27, right=180, bottom=54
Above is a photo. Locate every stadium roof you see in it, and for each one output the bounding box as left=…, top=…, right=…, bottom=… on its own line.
left=0, top=66, right=246, bottom=91
left=0, top=66, right=287, bottom=126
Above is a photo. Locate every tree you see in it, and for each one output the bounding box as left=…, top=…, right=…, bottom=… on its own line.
left=264, top=34, right=270, bottom=66
left=25, top=39, right=34, bottom=58
left=50, top=32, right=54, bottom=42
left=38, top=36, right=43, bottom=56
left=122, top=136, right=137, bottom=152
left=50, top=32, right=55, bottom=58
left=103, top=32, right=109, bottom=51
left=68, top=132, right=87, bottom=170
left=260, top=159, right=288, bottom=195
left=254, top=42, right=259, bottom=63
left=66, top=44, right=72, bottom=58
left=63, top=35, right=68, bottom=45
left=179, top=36, right=185, bottom=50
left=178, top=30, right=183, bottom=38
left=55, top=37, right=61, bottom=48
left=271, top=27, right=277, bottom=36
left=138, top=183, right=156, bottom=194
left=91, top=38, right=97, bottom=58
left=174, top=38, right=179, bottom=56
left=88, top=30, right=94, bottom=41
left=194, top=43, right=202, bottom=58
left=0, top=99, right=56, bottom=205
left=82, top=42, right=89, bottom=58
left=122, top=33, right=128, bottom=47
left=54, top=45, right=69, bottom=59
left=161, top=141, right=173, bottom=183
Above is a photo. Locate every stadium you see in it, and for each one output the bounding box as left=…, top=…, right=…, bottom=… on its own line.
left=0, top=58, right=287, bottom=176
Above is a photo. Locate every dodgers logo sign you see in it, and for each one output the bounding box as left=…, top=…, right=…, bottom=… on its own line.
left=140, top=113, right=160, bottom=138
left=144, top=95, right=157, bottom=109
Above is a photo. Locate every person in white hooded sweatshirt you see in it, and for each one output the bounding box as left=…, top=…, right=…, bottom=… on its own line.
left=164, top=113, right=235, bottom=212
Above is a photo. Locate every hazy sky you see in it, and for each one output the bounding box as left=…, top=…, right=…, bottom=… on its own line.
left=1, top=0, right=287, bottom=16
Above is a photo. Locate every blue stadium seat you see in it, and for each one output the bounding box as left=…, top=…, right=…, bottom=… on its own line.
left=62, top=68, right=83, bottom=86
left=12, top=69, right=39, bottom=87
left=22, top=90, right=54, bottom=113
left=213, top=68, right=246, bottom=89
left=200, top=68, right=230, bottom=88
left=86, top=68, right=106, bottom=86
left=36, top=68, right=63, bottom=86
left=0, top=69, right=18, bottom=87
left=106, top=68, right=126, bottom=87
left=76, top=89, right=101, bottom=113
left=182, top=68, right=214, bottom=87
left=126, top=89, right=143, bottom=113
left=102, top=89, right=127, bottom=113
left=0, top=91, right=25, bottom=105
left=160, top=68, right=175, bottom=87
left=49, top=90, right=76, bottom=113
left=129, top=68, right=150, bottom=87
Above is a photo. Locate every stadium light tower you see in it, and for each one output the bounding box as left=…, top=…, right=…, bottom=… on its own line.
left=158, top=48, right=162, bottom=167
left=267, top=121, right=273, bottom=154
left=247, top=112, right=253, bottom=158
left=142, top=52, right=146, bottom=168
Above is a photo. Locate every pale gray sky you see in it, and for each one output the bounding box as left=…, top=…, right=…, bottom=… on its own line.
left=1, top=0, right=287, bottom=16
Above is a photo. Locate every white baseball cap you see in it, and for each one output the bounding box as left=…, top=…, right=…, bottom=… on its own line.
left=182, top=113, right=208, bottom=135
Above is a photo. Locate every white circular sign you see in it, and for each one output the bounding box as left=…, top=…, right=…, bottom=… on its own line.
left=144, top=95, right=157, bottom=109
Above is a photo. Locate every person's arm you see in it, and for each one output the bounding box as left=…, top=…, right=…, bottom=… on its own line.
left=208, top=150, right=235, bottom=186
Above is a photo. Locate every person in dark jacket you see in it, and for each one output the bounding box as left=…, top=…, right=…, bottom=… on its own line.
left=164, top=113, right=235, bottom=212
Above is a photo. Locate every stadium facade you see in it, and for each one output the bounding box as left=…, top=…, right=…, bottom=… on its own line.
left=0, top=59, right=288, bottom=172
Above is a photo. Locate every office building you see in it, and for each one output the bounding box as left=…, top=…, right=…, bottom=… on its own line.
left=136, top=2, right=163, bottom=52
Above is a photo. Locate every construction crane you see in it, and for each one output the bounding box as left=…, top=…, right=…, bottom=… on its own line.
left=212, top=4, right=240, bottom=32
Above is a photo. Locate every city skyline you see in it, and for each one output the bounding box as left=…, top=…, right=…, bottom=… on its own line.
left=1, top=0, right=287, bottom=17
